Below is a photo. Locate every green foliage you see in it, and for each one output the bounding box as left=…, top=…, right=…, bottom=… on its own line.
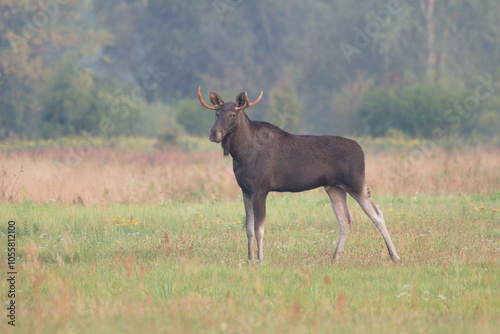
left=37, top=57, right=149, bottom=139
left=268, top=74, right=303, bottom=133
left=146, top=101, right=185, bottom=147
left=393, top=85, right=466, bottom=138
left=357, top=87, right=393, bottom=137
left=476, top=94, right=500, bottom=137
left=175, top=98, right=214, bottom=137
left=0, top=0, right=114, bottom=139
left=1, top=0, right=500, bottom=140
left=357, top=84, right=468, bottom=138
left=329, top=72, right=373, bottom=135
left=38, top=57, right=114, bottom=138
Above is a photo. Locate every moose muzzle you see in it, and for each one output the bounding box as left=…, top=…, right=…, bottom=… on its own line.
left=209, top=128, right=224, bottom=143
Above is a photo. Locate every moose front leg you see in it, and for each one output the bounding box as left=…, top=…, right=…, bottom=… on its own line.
left=252, top=192, right=268, bottom=261
left=243, top=190, right=255, bottom=260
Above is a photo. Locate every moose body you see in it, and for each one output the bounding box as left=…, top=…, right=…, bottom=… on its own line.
left=199, top=87, right=401, bottom=262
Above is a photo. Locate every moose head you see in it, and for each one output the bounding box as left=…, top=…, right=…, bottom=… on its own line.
left=198, top=87, right=263, bottom=143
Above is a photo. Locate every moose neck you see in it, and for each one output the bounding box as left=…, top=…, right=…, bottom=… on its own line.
left=224, top=112, right=254, bottom=161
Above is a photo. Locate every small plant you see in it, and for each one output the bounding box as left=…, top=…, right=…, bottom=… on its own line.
left=466, top=206, right=500, bottom=218
left=105, top=215, right=140, bottom=229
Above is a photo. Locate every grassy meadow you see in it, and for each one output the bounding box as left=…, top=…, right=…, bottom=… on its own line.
left=0, top=139, right=499, bottom=333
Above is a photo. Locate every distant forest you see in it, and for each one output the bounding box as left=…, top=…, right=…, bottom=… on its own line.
left=1, top=0, right=499, bottom=141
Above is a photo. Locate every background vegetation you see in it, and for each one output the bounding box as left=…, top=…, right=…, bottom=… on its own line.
left=1, top=0, right=500, bottom=142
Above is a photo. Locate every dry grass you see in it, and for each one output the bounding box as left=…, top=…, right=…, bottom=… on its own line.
left=365, top=146, right=500, bottom=196
left=0, top=147, right=237, bottom=204
left=0, top=144, right=499, bottom=205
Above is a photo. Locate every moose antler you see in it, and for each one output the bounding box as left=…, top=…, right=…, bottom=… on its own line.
left=198, top=86, right=263, bottom=111
left=198, top=86, right=217, bottom=110
left=235, top=91, right=263, bottom=111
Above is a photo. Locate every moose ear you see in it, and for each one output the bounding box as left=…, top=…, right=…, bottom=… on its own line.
left=209, top=92, right=224, bottom=107
left=235, top=92, right=247, bottom=108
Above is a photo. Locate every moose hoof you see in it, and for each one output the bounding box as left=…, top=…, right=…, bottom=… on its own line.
left=391, top=256, right=402, bottom=263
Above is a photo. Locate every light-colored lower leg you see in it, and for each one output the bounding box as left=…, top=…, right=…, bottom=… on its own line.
left=325, top=186, right=352, bottom=261
left=352, top=186, right=401, bottom=262
left=252, top=192, right=267, bottom=262
left=370, top=205, right=401, bottom=261
left=256, top=225, right=264, bottom=261
left=247, top=225, right=255, bottom=261
left=243, top=191, right=255, bottom=261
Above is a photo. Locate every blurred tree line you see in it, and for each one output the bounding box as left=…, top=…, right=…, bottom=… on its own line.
left=1, top=0, right=499, bottom=142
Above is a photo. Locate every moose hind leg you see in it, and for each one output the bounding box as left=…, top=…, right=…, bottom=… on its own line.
left=351, top=185, right=401, bottom=262
left=325, top=186, right=352, bottom=261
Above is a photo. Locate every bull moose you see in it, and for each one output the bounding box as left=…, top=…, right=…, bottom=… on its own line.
left=198, top=87, right=401, bottom=263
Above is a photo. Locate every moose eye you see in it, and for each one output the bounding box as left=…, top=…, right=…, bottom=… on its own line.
left=230, top=113, right=237, bottom=119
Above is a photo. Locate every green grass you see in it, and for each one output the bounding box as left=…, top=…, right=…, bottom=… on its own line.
left=1, top=192, right=499, bottom=333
